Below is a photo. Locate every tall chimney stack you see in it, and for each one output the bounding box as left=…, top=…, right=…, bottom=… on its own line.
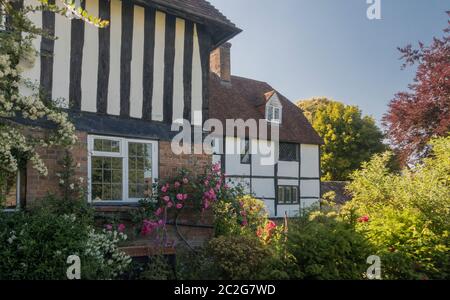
left=210, top=42, right=231, bottom=83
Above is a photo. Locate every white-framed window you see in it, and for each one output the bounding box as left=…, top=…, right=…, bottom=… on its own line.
left=266, top=105, right=282, bottom=124
left=87, top=135, right=159, bottom=203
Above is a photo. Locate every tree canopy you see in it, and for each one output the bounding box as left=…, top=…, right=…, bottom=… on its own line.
left=383, top=12, right=450, bottom=166
left=298, top=98, right=385, bottom=181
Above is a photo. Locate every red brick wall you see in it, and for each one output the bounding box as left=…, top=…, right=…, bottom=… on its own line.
left=26, top=131, right=88, bottom=207
left=159, top=141, right=212, bottom=180
left=25, top=135, right=212, bottom=206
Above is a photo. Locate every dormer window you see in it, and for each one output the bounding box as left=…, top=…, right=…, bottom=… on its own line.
left=264, top=91, right=282, bottom=124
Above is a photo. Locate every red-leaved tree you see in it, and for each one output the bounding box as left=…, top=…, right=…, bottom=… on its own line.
left=383, top=12, right=450, bottom=166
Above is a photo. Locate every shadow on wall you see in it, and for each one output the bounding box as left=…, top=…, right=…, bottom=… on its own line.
left=321, top=181, right=352, bottom=205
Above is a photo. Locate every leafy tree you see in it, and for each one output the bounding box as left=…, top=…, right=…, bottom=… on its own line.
left=383, top=12, right=450, bottom=166
left=0, top=0, right=107, bottom=204
left=344, top=136, right=450, bottom=279
left=297, top=97, right=385, bottom=181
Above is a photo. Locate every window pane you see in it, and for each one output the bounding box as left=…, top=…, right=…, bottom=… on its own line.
left=240, top=140, right=251, bottom=164
left=91, top=156, right=123, bottom=201
left=267, top=106, right=274, bottom=121
left=279, top=143, right=299, bottom=161
left=93, top=138, right=120, bottom=153
left=274, top=108, right=280, bottom=120
left=292, top=187, right=299, bottom=204
left=278, top=186, right=285, bottom=204
left=128, top=142, right=153, bottom=199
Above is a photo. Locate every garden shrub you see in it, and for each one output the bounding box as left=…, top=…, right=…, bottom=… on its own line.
left=176, top=235, right=290, bottom=280
left=344, top=136, right=450, bottom=279
left=0, top=207, right=131, bottom=280
left=287, top=210, right=373, bottom=280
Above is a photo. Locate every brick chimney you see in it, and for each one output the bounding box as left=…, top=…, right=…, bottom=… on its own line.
left=210, top=42, right=232, bottom=83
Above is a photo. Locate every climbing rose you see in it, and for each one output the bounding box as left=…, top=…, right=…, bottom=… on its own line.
left=183, top=178, right=189, bottom=184
left=176, top=193, right=184, bottom=201
left=167, top=201, right=174, bottom=208
left=105, top=224, right=113, bottom=231
left=118, top=224, right=126, bottom=233
left=155, top=207, right=164, bottom=216
left=176, top=203, right=183, bottom=209
left=161, top=185, right=168, bottom=193
left=163, top=196, right=170, bottom=202
left=174, top=181, right=181, bottom=188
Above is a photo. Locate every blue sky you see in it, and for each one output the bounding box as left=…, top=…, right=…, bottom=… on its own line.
left=208, top=0, right=449, bottom=124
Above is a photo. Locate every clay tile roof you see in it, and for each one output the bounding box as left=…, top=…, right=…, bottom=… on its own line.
left=143, top=0, right=238, bottom=29
left=209, top=74, right=324, bottom=145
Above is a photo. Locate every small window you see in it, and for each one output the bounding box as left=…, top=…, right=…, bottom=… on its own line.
left=278, top=186, right=299, bottom=204
left=240, top=139, right=251, bottom=164
left=266, top=105, right=282, bottom=123
left=279, top=143, right=299, bottom=161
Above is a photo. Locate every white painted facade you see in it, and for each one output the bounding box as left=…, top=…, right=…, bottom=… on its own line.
left=19, top=0, right=205, bottom=124
left=213, top=137, right=321, bottom=218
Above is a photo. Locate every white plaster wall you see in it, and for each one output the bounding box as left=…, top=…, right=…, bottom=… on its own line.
left=278, top=161, right=299, bottom=178
left=81, top=0, right=99, bottom=113
left=300, top=179, right=320, bottom=198
left=19, top=0, right=41, bottom=97
left=107, top=0, right=122, bottom=116
left=276, top=205, right=300, bottom=218
left=191, top=24, right=202, bottom=126
left=172, top=18, right=185, bottom=122
left=252, top=178, right=275, bottom=199
left=129, top=4, right=145, bottom=118
left=53, top=11, right=71, bottom=108
left=225, top=137, right=250, bottom=176
left=263, top=200, right=275, bottom=217
left=227, top=177, right=251, bottom=194
left=251, top=140, right=275, bottom=177
left=151, top=11, right=166, bottom=121
left=301, top=144, right=320, bottom=178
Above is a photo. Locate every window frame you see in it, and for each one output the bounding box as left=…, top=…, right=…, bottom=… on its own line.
left=277, top=185, right=300, bottom=205
left=240, top=139, right=251, bottom=165
left=279, top=142, right=300, bottom=162
left=87, top=135, right=159, bottom=204
left=266, top=105, right=282, bottom=124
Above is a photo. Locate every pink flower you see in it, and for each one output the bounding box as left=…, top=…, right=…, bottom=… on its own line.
left=118, top=224, right=126, bottom=233
left=174, top=181, right=181, bottom=188
left=215, top=184, right=221, bottom=191
left=161, top=185, right=168, bottom=193
left=358, top=215, right=370, bottom=223
left=183, top=178, right=189, bottom=184
left=158, top=219, right=164, bottom=226
left=183, top=194, right=188, bottom=200
left=105, top=224, right=113, bottom=231
left=240, top=210, right=247, bottom=217
left=242, top=219, right=248, bottom=226
left=163, top=195, right=171, bottom=202
left=204, top=180, right=209, bottom=186
left=212, top=163, right=221, bottom=173
left=167, top=201, right=174, bottom=208
left=176, top=203, right=183, bottom=209
left=265, top=221, right=277, bottom=231
left=204, top=199, right=211, bottom=209
left=176, top=193, right=184, bottom=201
left=155, top=207, right=164, bottom=216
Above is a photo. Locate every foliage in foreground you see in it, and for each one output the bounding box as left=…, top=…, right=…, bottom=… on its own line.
left=344, top=136, right=450, bottom=279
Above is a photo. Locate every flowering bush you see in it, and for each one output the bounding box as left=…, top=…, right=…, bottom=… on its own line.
left=132, top=163, right=242, bottom=238
left=176, top=235, right=290, bottom=280
left=0, top=207, right=131, bottom=280
left=344, top=136, right=450, bottom=279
